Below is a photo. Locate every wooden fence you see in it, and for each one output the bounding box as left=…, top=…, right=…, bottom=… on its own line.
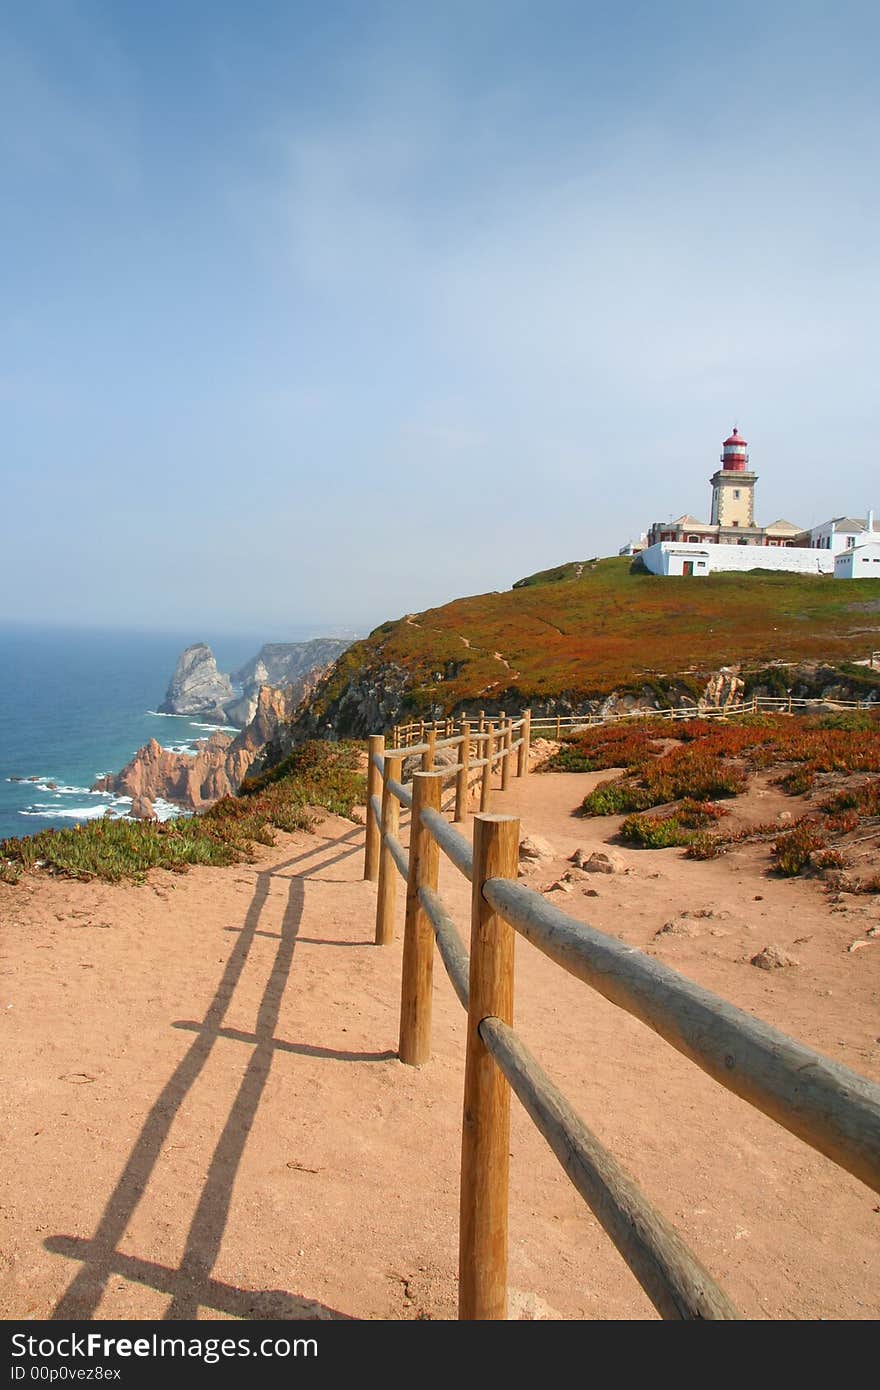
left=390, top=691, right=878, bottom=749
left=362, top=712, right=880, bottom=1320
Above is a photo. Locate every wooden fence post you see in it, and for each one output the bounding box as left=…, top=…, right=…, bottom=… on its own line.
left=422, top=726, right=436, bottom=772
left=364, top=734, right=384, bottom=881
left=399, top=772, right=442, bottom=1066
left=481, top=722, right=495, bottom=813
left=459, top=813, right=519, bottom=1320
left=478, top=710, right=486, bottom=735
left=501, top=719, right=513, bottom=792
left=454, top=720, right=471, bottom=823
left=555, top=713, right=561, bottom=740
left=375, top=754, right=402, bottom=945
left=517, top=710, right=531, bottom=777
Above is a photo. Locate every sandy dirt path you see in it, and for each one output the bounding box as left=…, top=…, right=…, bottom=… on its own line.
left=1, top=767, right=878, bottom=1321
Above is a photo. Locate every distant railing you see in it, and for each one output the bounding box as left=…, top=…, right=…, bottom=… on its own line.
left=389, top=689, right=877, bottom=750
left=362, top=710, right=880, bottom=1320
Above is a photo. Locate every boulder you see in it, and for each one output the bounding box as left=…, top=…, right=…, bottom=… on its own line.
left=577, top=849, right=625, bottom=875
left=519, top=834, right=556, bottom=862
left=750, top=944, right=799, bottom=971
left=129, top=795, right=156, bottom=820
left=655, top=917, right=701, bottom=939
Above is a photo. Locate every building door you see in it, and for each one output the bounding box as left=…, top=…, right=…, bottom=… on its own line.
left=682, top=561, right=694, bottom=577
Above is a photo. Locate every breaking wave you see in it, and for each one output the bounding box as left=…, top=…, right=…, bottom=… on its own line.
left=18, top=792, right=184, bottom=824
left=19, top=797, right=131, bottom=822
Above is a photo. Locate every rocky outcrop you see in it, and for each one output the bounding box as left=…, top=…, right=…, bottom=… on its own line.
left=97, top=673, right=328, bottom=814
left=700, top=667, right=746, bottom=711
left=157, top=638, right=352, bottom=727
left=94, top=733, right=236, bottom=811
left=249, top=658, right=414, bottom=775
left=158, top=644, right=234, bottom=721
left=254, top=666, right=705, bottom=766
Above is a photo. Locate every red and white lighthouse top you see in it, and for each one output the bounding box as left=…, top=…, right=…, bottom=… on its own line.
left=721, top=427, right=749, bottom=471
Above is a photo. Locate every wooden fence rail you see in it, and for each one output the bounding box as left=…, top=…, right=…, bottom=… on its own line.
left=361, top=705, right=880, bottom=1319
left=389, top=691, right=877, bottom=747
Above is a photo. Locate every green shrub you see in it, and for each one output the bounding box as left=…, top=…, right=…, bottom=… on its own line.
left=773, top=820, right=828, bottom=876
left=621, top=814, right=692, bottom=848
left=581, top=781, right=657, bottom=816
left=621, top=799, right=726, bottom=848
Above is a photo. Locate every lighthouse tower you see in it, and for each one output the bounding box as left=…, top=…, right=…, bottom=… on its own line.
left=709, top=427, right=757, bottom=531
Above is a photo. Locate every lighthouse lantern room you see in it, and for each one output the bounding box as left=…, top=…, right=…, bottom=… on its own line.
left=710, top=427, right=757, bottom=529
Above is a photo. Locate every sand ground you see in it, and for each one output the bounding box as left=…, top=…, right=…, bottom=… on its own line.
left=1, top=765, right=878, bottom=1321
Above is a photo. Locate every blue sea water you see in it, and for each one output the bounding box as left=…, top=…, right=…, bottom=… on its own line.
left=0, top=625, right=265, bottom=842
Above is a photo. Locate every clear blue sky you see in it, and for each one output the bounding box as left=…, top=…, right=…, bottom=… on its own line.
left=2, top=1, right=878, bottom=636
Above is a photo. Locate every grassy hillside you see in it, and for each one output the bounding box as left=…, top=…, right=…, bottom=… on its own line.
left=308, top=558, right=880, bottom=719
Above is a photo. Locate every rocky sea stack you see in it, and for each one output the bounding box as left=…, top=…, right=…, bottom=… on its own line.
left=158, top=643, right=233, bottom=721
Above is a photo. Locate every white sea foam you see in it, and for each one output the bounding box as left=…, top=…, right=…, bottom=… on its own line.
left=32, top=782, right=98, bottom=797
left=193, top=722, right=240, bottom=733
left=19, top=791, right=187, bottom=826
left=9, top=776, right=100, bottom=796
left=21, top=802, right=115, bottom=821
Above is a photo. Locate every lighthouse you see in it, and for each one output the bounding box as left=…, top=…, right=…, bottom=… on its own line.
left=709, top=427, right=757, bottom=531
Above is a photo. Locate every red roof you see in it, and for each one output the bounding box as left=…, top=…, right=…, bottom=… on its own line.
left=723, top=428, right=747, bottom=447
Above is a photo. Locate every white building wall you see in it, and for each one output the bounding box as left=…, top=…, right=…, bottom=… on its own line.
left=834, top=543, right=880, bottom=578
left=809, top=518, right=878, bottom=553
left=641, top=541, right=834, bottom=578
left=809, top=521, right=847, bottom=553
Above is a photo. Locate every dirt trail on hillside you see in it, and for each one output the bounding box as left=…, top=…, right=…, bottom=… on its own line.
left=1, top=770, right=879, bottom=1321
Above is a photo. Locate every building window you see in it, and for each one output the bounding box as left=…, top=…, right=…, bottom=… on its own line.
left=847, top=536, right=856, bottom=548
left=733, top=489, right=740, bottom=499
left=687, top=534, right=700, bottom=543
left=731, top=520, right=739, bottom=527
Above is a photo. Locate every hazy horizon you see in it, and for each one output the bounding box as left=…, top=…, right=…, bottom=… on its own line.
left=3, top=1, right=878, bottom=635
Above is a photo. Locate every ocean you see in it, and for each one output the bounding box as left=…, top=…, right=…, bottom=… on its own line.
left=0, top=625, right=266, bottom=842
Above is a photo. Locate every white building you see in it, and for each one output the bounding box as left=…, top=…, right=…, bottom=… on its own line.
left=630, top=425, right=878, bottom=579
left=834, top=542, right=880, bottom=579
left=618, top=533, right=648, bottom=557
left=809, top=513, right=878, bottom=554
left=641, top=541, right=833, bottom=579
